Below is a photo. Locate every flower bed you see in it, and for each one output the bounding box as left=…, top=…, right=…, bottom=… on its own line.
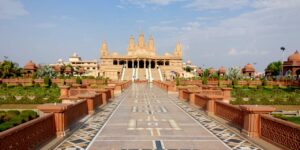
left=0, top=110, right=39, bottom=131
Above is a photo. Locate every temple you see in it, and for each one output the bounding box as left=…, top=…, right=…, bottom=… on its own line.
left=99, top=33, right=183, bottom=81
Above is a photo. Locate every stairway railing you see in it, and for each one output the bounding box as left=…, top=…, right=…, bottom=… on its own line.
left=158, top=67, right=163, bottom=81
left=121, top=65, right=125, bottom=81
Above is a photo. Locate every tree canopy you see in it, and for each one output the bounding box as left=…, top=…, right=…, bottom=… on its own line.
left=265, top=61, right=282, bottom=76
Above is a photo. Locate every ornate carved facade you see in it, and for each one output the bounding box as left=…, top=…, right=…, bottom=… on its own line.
left=99, top=33, right=183, bottom=80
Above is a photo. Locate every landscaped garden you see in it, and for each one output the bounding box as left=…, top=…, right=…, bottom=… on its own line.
left=0, top=85, right=60, bottom=104
left=272, top=114, right=300, bottom=125
left=0, top=110, right=39, bottom=131
left=230, top=87, right=300, bottom=105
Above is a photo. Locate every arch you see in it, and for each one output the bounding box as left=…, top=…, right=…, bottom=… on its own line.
left=151, top=61, right=155, bottom=69
left=128, top=61, right=133, bottom=68
left=113, top=60, right=118, bottom=65
left=134, top=60, right=138, bottom=68
left=157, top=60, right=164, bottom=66
left=139, top=60, right=144, bottom=68
left=119, top=60, right=126, bottom=65
left=165, top=61, right=170, bottom=66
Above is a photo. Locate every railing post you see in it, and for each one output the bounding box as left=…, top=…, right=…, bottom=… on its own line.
left=221, top=87, right=231, bottom=103
left=240, top=105, right=275, bottom=138
left=59, top=85, right=70, bottom=99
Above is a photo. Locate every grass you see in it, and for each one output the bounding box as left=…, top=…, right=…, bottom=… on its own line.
left=273, top=114, right=300, bottom=125
left=230, top=87, right=300, bottom=105
left=0, top=85, right=60, bottom=104
left=0, top=110, right=39, bottom=131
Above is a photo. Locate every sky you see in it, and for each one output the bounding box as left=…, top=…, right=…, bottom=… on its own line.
left=0, top=0, right=300, bottom=72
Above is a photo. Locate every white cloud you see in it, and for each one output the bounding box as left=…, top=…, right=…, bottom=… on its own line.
left=35, top=23, right=57, bottom=29
left=185, top=0, right=251, bottom=10
left=228, top=48, right=268, bottom=56
left=121, top=0, right=183, bottom=7
left=0, top=0, right=29, bottom=19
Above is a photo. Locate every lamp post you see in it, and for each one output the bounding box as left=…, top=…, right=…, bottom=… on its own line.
left=280, top=47, right=285, bottom=77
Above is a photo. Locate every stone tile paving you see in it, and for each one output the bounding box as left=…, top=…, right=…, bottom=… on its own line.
left=55, top=83, right=263, bottom=150
left=54, top=88, right=130, bottom=150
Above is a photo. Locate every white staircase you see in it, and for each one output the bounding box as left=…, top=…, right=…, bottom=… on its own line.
left=132, top=68, right=135, bottom=81
left=121, top=66, right=126, bottom=81
left=135, top=68, right=139, bottom=80
left=148, top=67, right=153, bottom=82
left=138, top=69, right=146, bottom=80
left=158, top=67, right=163, bottom=81
left=145, top=68, right=149, bottom=80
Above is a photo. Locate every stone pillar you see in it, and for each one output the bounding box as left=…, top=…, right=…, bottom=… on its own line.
left=144, top=59, right=146, bottom=68
left=155, top=60, right=158, bottom=68
left=137, top=59, right=140, bottom=69
left=240, top=105, right=275, bottom=138
left=126, top=60, right=128, bottom=68
left=59, top=86, right=70, bottom=99
left=78, top=94, right=96, bottom=114
left=221, top=88, right=232, bottom=103
left=188, top=90, right=201, bottom=106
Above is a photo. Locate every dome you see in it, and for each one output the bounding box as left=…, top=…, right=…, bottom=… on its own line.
left=243, top=63, right=255, bottom=72
left=186, top=60, right=192, bottom=65
left=64, top=66, right=72, bottom=73
left=77, top=67, right=85, bottom=74
left=164, top=53, right=172, bottom=56
left=24, top=60, right=37, bottom=70
left=197, top=68, right=203, bottom=75
left=209, top=68, right=215, bottom=74
left=218, top=66, right=226, bottom=74
left=288, top=50, right=300, bottom=62
left=111, top=52, right=119, bottom=56
left=53, top=65, right=61, bottom=72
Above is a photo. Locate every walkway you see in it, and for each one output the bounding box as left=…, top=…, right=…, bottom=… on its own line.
left=56, top=83, right=262, bottom=150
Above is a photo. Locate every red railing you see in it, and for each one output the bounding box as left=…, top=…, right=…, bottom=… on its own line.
left=215, top=101, right=244, bottom=128
left=260, top=114, right=300, bottom=150
left=0, top=113, right=56, bottom=149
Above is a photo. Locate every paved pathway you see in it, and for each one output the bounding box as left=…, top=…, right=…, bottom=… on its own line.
left=56, top=83, right=262, bottom=150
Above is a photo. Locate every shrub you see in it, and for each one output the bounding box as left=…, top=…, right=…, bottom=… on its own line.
left=76, top=77, right=82, bottom=84
left=44, top=76, right=51, bottom=87
left=0, top=122, right=14, bottom=131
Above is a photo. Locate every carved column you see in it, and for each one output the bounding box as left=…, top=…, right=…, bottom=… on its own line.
left=137, top=59, right=140, bottom=69
left=144, top=59, right=146, bottom=68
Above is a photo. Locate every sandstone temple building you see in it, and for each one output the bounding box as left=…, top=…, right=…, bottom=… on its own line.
left=99, top=33, right=183, bottom=81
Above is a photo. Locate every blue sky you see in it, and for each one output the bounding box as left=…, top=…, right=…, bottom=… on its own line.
left=1, top=0, right=300, bottom=72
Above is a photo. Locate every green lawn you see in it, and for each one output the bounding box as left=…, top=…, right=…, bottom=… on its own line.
left=0, top=86, right=60, bottom=104
left=230, top=87, right=300, bottom=105
left=273, top=114, right=300, bottom=125
left=0, top=110, right=39, bottom=131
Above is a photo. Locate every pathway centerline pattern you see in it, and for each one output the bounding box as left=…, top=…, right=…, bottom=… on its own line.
left=57, top=83, right=262, bottom=150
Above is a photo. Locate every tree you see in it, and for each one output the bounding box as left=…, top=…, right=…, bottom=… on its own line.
left=36, top=65, right=57, bottom=78
left=184, top=66, right=192, bottom=72
left=225, top=67, right=242, bottom=81
left=265, top=61, right=282, bottom=76
left=0, top=60, right=21, bottom=78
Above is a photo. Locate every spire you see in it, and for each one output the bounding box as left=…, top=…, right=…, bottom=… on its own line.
left=138, top=32, right=146, bottom=48
left=127, top=35, right=135, bottom=51
left=100, top=40, right=108, bottom=57
left=148, top=34, right=155, bottom=52
left=174, top=42, right=182, bottom=57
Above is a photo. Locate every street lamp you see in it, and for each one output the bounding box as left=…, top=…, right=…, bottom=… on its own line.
left=280, top=47, right=285, bottom=77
